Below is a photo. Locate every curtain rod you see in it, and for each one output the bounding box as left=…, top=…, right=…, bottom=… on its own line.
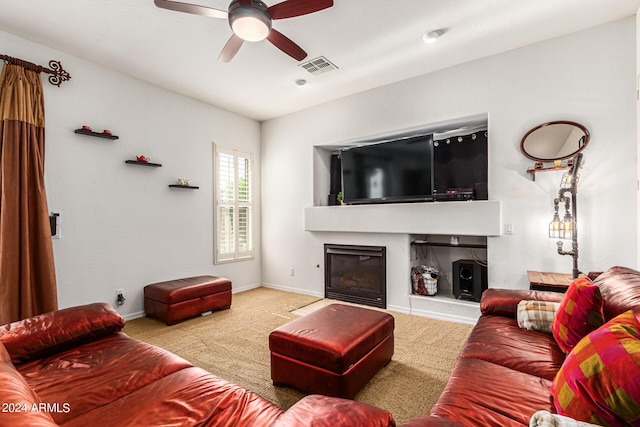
left=0, top=54, right=71, bottom=87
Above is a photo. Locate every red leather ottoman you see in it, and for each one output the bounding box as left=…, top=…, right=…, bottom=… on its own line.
left=269, top=303, right=394, bottom=399
left=144, top=276, right=231, bottom=325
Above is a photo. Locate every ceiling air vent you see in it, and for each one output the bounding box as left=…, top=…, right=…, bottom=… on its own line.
left=299, top=56, right=338, bottom=75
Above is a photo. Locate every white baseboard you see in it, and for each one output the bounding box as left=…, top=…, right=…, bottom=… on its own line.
left=232, top=282, right=262, bottom=294
left=387, top=304, right=477, bottom=325
left=260, top=282, right=324, bottom=299
left=122, top=311, right=145, bottom=321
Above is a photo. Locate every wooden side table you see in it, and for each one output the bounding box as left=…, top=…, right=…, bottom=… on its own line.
left=527, top=271, right=573, bottom=293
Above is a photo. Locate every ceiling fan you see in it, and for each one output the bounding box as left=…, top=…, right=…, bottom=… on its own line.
left=154, top=0, right=333, bottom=62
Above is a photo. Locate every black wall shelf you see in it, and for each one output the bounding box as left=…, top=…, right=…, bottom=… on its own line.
left=168, top=185, right=199, bottom=190
left=411, top=241, right=487, bottom=249
left=74, top=129, right=119, bottom=140
left=125, top=160, right=162, bottom=167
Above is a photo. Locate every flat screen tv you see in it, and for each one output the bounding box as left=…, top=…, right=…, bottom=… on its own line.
left=340, top=134, right=434, bottom=204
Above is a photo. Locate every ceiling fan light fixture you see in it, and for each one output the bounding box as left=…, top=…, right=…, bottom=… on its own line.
left=229, top=1, right=272, bottom=42
left=155, top=0, right=334, bottom=62
left=231, top=15, right=271, bottom=41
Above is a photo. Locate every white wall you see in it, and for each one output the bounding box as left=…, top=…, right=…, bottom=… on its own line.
left=261, top=18, right=638, bottom=317
left=0, top=31, right=262, bottom=320
left=2, top=17, right=636, bottom=323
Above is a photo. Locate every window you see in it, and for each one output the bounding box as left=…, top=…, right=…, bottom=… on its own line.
left=214, top=144, right=253, bottom=263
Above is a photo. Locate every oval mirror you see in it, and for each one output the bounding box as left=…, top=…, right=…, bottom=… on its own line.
left=520, top=121, right=590, bottom=161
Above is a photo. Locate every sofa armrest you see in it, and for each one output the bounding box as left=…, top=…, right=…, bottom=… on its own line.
left=272, top=395, right=395, bottom=427
left=0, top=343, right=59, bottom=426
left=0, top=303, right=124, bottom=364
left=480, top=289, right=564, bottom=317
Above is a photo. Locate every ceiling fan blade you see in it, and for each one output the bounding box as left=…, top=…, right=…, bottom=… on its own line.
left=218, top=34, right=244, bottom=63
left=267, top=29, right=307, bottom=61
left=154, top=0, right=227, bottom=19
left=236, top=0, right=252, bottom=4
left=268, top=0, right=333, bottom=20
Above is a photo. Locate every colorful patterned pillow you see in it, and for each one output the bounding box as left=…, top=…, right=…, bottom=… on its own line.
left=551, top=310, right=640, bottom=427
left=552, top=277, right=604, bottom=353
left=517, top=300, right=560, bottom=334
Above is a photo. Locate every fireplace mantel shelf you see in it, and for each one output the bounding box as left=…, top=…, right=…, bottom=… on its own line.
left=305, top=200, right=502, bottom=236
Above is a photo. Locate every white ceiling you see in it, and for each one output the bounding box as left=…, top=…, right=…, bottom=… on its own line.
left=1, top=0, right=639, bottom=121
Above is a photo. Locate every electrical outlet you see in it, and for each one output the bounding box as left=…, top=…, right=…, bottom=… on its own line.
left=50, top=212, right=61, bottom=239
left=116, top=288, right=125, bottom=305
left=289, top=267, right=295, bottom=276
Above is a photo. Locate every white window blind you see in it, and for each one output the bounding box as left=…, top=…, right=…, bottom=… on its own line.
left=215, top=145, right=253, bottom=263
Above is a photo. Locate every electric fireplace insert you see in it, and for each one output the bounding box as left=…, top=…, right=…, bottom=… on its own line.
left=324, top=244, right=386, bottom=309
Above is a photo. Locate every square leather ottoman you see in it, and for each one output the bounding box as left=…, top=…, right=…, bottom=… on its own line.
left=144, top=276, right=231, bottom=325
left=269, top=303, right=394, bottom=399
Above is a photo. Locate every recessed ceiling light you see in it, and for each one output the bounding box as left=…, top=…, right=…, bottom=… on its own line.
left=422, top=30, right=442, bottom=44
left=294, top=79, right=307, bottom=87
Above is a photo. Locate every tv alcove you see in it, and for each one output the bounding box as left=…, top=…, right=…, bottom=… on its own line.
left=310, top=115, right=495, bottom=323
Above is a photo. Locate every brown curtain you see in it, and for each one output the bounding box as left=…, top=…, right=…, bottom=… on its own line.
left=0, top=64, right=57, bottom=324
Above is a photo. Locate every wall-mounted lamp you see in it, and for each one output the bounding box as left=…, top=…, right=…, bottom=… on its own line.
left=548, top=153, right=583, bottom=278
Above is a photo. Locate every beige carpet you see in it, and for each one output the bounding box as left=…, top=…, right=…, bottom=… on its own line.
left=123, top=287, right=472, bottom=425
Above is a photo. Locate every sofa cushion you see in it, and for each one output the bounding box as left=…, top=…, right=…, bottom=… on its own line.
left=0, top=303, right=124, bottom=364
left=459, top=315, right=565, bottom=381
left=59, top=366, right=285, bottom=427
left=517, top=300, right=560, bottom=333
left=17, top=332, right=193, bottom=424
left=593, top=266, right=640, bottom=320
left=552, top=277, right=604, bottom=354
left=429, top=357, right=555, bottom=427
left=551, top=310, right=640, bottom=427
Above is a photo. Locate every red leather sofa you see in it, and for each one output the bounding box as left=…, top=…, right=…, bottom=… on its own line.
left=3, top=265, right=638, bottom=427
left=0, top=303, right=395, bottom=427
left=401, top=265, right=640, bottom=427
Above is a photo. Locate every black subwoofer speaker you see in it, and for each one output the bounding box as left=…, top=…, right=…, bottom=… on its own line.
left=452, top=259, right=487, bottom=302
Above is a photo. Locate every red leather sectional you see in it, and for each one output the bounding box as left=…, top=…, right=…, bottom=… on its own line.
left=401, top=266, right=640, bottom=426
left=0, top=303, right=395, bottom=427
left=1, top=265, right=638, bottom=426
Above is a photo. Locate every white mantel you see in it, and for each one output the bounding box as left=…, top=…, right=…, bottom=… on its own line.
left=304, top=200, right=502, bottom=236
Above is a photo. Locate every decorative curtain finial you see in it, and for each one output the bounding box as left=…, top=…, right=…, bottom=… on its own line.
left=46, top=60, right=71, bottom=87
